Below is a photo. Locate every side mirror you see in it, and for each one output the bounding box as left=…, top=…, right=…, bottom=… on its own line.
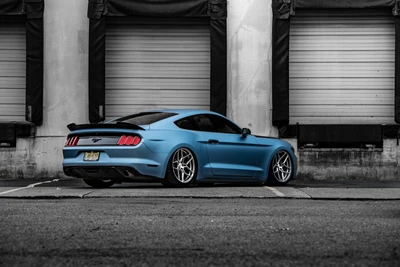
left=241, top=128, right=251, bottom=137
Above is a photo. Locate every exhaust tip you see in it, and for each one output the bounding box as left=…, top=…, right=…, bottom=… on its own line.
left=124, top=170, right=135, bottom=178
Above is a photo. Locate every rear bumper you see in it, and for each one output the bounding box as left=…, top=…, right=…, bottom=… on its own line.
left=63, top=143, right=169, bottom=178
left=63, top=166, right=160, bottom=182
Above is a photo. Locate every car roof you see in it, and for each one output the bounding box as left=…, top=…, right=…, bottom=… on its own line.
left=151, top=109, right=214, bottom=114
left=148, top=109, right=220, bottom=117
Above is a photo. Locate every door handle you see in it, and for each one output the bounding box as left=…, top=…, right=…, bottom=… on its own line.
left=208, top=139, right=219, bottom=144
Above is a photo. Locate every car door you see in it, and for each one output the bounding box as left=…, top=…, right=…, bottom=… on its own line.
left=193, top=114, right=263, bottom=178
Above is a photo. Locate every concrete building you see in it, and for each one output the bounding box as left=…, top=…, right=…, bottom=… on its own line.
left=0, top=0, right=399, bottom=180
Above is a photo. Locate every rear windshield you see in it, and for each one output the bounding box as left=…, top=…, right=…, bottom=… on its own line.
left=113, top=112, right=177, bottom=125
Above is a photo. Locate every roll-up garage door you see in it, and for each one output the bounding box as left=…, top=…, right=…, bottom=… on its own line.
left=289, top=9, right=395, bottom=124
left=0, top=16, right=26, bottom=122
left=105, top=17, right=211, bottom=120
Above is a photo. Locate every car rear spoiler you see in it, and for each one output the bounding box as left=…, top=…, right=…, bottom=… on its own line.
left=67, top=122, right=145, bottom=131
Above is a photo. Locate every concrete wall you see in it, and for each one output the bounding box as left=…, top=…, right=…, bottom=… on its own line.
left=0, top=0, right=88, bottom=179
left=286, top=139, right=400, bottom=181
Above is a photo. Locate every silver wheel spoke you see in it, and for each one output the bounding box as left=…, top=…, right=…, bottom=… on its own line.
left=181, top=154, right=191, bottom=161
left=181, top=170, right=185, bottom=182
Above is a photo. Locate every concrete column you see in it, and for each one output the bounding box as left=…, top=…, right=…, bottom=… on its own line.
left=41, top=0, right=89, bottom=137
left=227, top=0, right=277, bottom=137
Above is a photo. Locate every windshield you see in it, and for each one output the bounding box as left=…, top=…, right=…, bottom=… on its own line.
left=112, top=112, right=177, bottom=125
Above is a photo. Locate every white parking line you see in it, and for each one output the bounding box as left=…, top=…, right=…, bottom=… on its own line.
left=264, top=186, right=285, bottom=197
left=0, top=179, right=59, bottom=196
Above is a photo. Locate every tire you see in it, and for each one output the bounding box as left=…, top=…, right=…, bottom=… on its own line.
left=83, top=179, right=114, bottom=188
left=266, top=150, right=293, bottom=186
left=165, top=147, right=197, bottom=187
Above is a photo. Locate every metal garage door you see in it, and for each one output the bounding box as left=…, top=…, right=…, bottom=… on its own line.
left=105, top=17, right=210, bottom=120
left=0, top=16, right=26, bottom=122
left=289, top=9, right=395, bottom=124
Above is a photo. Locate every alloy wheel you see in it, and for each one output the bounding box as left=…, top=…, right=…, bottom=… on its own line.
left=271, top=150, right=292, bottom=183
left=171, top=148, right=196, bottom=184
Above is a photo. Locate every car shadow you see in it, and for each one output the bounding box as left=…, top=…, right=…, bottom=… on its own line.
left=74, top=181, right=267, bottom=189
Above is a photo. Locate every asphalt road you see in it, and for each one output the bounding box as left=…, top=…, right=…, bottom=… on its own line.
left=1, top=179, right=400, bottom=266
left=1, top=197, right=399, bottom=267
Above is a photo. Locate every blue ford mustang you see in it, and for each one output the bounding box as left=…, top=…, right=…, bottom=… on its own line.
left=63, top=109, right=297, bottom=188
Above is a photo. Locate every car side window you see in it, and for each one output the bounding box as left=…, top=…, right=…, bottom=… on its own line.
left=191, top=114, right=241, bottom=134
left=208, top=115, right=242, bottom=134
left=175, top=118, right=197, bottom=130
left=193, top=115, right=216, bottom=132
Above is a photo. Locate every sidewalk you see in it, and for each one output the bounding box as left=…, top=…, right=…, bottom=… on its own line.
left=289, top=179, right=400, bottom=200
left=0, top=178, right=399, bottom=200
left=290, top=179, right=400, bottom=188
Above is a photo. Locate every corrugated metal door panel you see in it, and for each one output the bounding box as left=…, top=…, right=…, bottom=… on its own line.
left=290, top=36, right=394, bottom=50
left=106, top=63, right=209, bottom=78
left=0, top=16, right=26, bottom=122
left=290, top=90, right=394, bottom=105
left=290, top=63, right=394, bottom=78
left=0, top=77, right=25, bottom=88
left=0, top=104, right=25, bottom=114
left=106, top=105, right=209, bottom=118
left=106, top=78, right=209, bottom=90
left=292, top=117, right=392, bottom=124
left=0, top=35, right=26, bottom=49
left=0, top=51, right=25, bottom=61
left=293, top=105, right=393, bottom=116
left=106, top=90, right=210, bottom=105
left=106, top=51, right=210, bottom=63
left=0, top=62, right=26, bottom=77
left=290, top=78, right=394, bottom=89
left=106, top=89, right=210, bottom=105
left=107, top=37, right=210, bottom=51
left=0, top=89, right=25, bottom=104
left=289, top=9, right=395, bottom=124
left=291, top=51, right=393, bottom=62
left=105, top=17, right=210, bottom=120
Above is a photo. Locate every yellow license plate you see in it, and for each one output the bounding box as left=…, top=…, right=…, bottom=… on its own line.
left=84, top=151, right=100, bottom=161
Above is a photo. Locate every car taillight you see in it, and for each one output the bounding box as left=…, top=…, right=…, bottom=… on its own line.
left=117, top=135, right=141, bottom=146
left=65, top=136, right=79, bottom=146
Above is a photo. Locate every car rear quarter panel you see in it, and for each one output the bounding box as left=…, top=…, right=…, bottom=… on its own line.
left=141, top=129, right=210, bottom=179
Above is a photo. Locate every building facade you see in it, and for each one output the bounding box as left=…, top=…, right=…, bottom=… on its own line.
left=0, top=0, right=399, bottom=180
